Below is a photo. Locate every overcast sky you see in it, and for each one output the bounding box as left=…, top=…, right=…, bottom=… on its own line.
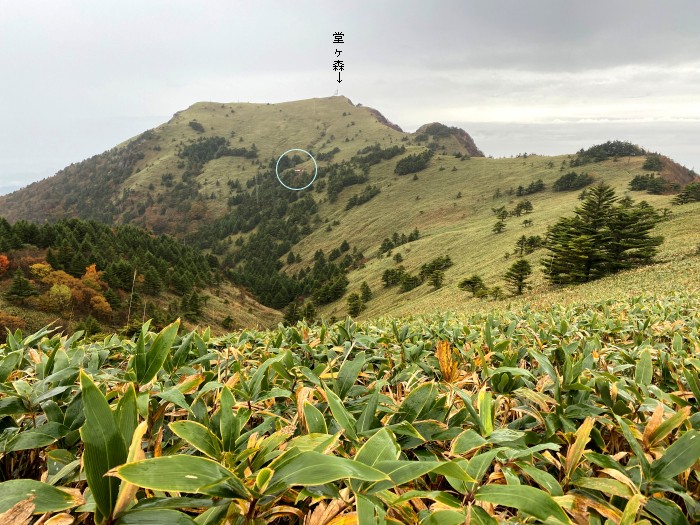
left=1, top=0, right=698, bottom=195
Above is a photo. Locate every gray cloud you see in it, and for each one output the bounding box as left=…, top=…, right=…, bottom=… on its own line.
left=1, top=0, right=698, bottom=195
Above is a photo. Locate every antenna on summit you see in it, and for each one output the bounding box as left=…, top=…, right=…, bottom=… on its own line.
left=334, top=88, right=339, bottom=96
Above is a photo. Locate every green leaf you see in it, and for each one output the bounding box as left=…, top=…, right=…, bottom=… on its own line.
left=644, top=497, right=690, bottom=525
left=420, top=509, right=468, bottom=525
left=354, top=427, right=400, bottom=467
left=635, top=348, right=653, bottom=387
left=468, top=506, right=499, bottom=525
left=114, top=508, right=198, bottom=524
left=0, top=479, right=84, bottom=514
left=452, top=429, right=487, bottom=455
left=392, top=490, right=462, bottom=509
left=323, top=383, right=358, bottom=441
left=5, top=422, right=68, bottom=452
left=155, top=388, right=192, bottom=413
left=647, top=406, right=691, bottom=448
left=136, top=320, right=180, bottom=385
left=80, top=370, right=128, bottom=521
left=116, top=455, right=241, bottom=496
left=270, top=450, right=388, bottom=487
left=445, top=449, right=498, bottom=494
left=650, top=430, right=700, bottom=480
left=389, top=382, right=437, bottom=425
left=132, top=330, right=147, bottom=384
left=335, top=351, right=365, bottom=400
left=302, top=401, right=327, bottom=434
left=374, top=460, right=453, bottom=487
left=615, top=415, right=650, bottom=480
left=170, top=421, right=222, bottom=460
left=0, top=351, right=22, bottom=382
left=357, top=389, right=379, bottom=433
left=475, top=484, right=571, bottom=525
left=218, top=386, right=236, bottom=452
left=477, top=388, right=493, bottom=437
left=517, top=462, right=564, bottom=496
left=114, top=383, right=138, bottom=450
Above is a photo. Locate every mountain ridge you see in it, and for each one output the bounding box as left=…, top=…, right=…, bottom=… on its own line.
left=1, top=96, right=698, bottom=325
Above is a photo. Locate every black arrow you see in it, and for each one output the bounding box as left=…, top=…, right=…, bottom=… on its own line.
left=337, top=72, right=342, bottom=83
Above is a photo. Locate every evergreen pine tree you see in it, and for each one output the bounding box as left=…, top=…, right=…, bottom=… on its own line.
left=283, top=300, right=301, bottom=325
left=142, top=266, right=163, bottom=295
left=543, top=183, right=662, bottom=284
left=301, top=301, right=316, bottom=321
left=5, top=270, right=38, bottom=304
left=360, top=281, right=372, bottom=302
left=504, top=259, right=532, bottom=295
left=428, top=269, right=444, bottom=289
left=347, top=293, right=365, bottom=317
left=104, top=288, right=122, bottom=309
left=458, top=274, right=486, bottom=296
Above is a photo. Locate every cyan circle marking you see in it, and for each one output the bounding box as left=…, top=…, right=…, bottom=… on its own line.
left=275, top=148, right=318, bottom=190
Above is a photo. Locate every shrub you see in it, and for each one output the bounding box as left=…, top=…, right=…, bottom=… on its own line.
left=188, top=120, right=205, bottom=133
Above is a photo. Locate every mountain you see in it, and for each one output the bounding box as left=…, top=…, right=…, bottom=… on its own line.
left=1, top=96, right=698, bottom=327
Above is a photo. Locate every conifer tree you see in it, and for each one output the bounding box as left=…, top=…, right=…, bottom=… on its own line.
left=504, top=259, right=532, bottom=295
left=428, top=269, right=444, bottom=289
left=283, top=300, right=301, bottom=325
left=543, top=183, right=662, bottom=284
left=347, top=293, right=365, bottom=317
left=360, top=281, right=372, bottom=302
left=5, top=270, right=38, bottom=304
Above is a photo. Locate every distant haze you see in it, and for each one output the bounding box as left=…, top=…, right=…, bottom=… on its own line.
left=1, top=0, right=698, bottom=195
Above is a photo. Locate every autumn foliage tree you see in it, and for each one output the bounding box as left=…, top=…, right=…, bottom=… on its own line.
left=0, top=254, right=9, bottom=277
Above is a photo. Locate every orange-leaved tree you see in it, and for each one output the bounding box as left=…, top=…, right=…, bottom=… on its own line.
left=0, top=254, right=9, bottom=277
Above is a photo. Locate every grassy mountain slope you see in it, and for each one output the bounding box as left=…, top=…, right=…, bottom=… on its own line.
left=1, top=96, right=697, bottom=326
left=291, top=153, right=699, bottom=319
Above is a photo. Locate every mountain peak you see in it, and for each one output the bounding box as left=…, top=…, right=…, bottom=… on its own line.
left=413, top=122, right=484, bottom=157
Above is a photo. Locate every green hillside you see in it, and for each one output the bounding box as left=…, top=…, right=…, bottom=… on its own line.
left=1, top=97, right=698, bottom=327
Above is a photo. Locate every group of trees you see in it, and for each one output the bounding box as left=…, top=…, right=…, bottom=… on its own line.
left=326, top=162, right=369, bottom=203
left=382, top=255, right=452, bottom=293
left=516, top=179, right=545, bottom=196
left=553, top=171, right=594, bottom=192
left=460, top=182, right=663, bottom=300
left=0, top=218, right=213, bottom=294
left=352, top=144, right=406, bottom=168
left=345, top=185, right=380, bottom=210
left=178, top=136, right=258, bottom=166
left=629, top=173, right=669, bottom=195
left=5, top=263, right=113, bottom=320
left=379, top=229, right=420, bottom=255
left=346, top=282, right=372, bottom=317
left=543, top=184, right=662, bottom=283
left=394, top=149, right=433, bottom=175
left=0, top=132, right=149, bottom=225
left=570, top=140, right=645, bottom=166
left=642, top=153, right=664, bottom=171
left=672, top=182, right=700, bottom=205
left=492, top=201, right=534, bottom=234
left=0, top=217, right=219, bottom=331
left=459, top=261, right=532, bottom=299
left=513, top=235, right=543, bottom=256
